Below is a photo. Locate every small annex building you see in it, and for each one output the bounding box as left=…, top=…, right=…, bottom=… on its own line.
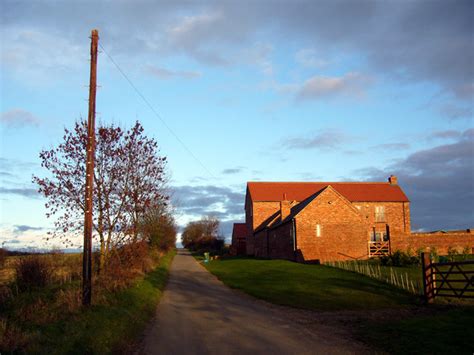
left=230, top=223, right=248, bottom=255
left=244, top=176, right=411, bottom=262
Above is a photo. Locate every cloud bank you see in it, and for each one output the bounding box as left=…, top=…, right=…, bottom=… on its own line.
left=355, top=128, right=474, bottom=230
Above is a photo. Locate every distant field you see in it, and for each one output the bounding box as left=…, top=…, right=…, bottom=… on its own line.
left=0, top=253, right=82, bottom=286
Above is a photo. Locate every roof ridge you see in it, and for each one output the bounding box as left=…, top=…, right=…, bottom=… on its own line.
left=247, top=181, right=390, bottom=185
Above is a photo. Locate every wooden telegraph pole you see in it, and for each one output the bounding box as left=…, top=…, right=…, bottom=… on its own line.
left=83, top=29, right=99, bottom=306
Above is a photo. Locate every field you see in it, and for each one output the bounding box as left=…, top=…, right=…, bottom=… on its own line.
left=203, top=256, right=474, bottom=354
left=0, top=252, right=82, bottom=286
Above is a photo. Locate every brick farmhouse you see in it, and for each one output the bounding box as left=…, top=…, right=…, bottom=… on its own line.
left=231, top=176, right=473, bottom=262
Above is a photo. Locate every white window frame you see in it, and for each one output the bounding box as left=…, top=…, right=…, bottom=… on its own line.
left=316, top=224, right=321, bottom=237
left=375, top=206, right=385, bottom=222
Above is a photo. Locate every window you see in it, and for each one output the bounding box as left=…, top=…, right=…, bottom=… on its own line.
left=375, top=206, right=385, bottom=222
left=316, top=224, right=321, bottom=237
left=371, top=231, right=388, bottom=241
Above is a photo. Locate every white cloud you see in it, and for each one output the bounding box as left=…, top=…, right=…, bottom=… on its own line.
left=239, top=43, right=274, bottom=76
left=297, top=72, right=372, bottom=101
left=1, top=1, right=471, bottom=99
left=1, top=109, right=40, bottom=128
left=0, top=225, right=47, bottom=250
left=165, top=11, right=231, bottom=66
left=146, top=65, right=201, bottom=80
left=282, top=129, right=354, bottom=150
left=1, top=27, right=84, bottom=82
left=295, top=48, right=329, bottom=69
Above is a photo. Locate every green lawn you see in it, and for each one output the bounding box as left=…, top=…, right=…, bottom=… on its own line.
left=205, top=257, right=418, bottom=311
left=357, top=307, right=474, bottom=354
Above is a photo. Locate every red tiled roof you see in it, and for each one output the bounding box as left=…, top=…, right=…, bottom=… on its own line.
left=232, top=223, right=248, bottom=239
left=247, top=181, right=409, bottom=202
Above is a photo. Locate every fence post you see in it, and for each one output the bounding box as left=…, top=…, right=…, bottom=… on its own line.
left=421, top=252, right=434, bottom=303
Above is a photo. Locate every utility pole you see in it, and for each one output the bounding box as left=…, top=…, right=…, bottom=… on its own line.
left=83, top=29, right=98, bottom=306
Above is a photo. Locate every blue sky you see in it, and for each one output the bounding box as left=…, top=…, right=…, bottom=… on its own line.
left=1, top=0, right=473, bottom=249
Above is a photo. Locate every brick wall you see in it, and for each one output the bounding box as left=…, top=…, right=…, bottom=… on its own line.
left=294, top=187, right=368, bottom=262
left=269, top=222, right=295, bottom=260
left=245, top=193, right=254, bottom=255
left=245, top=193, right=252, bottom=232
left=247, top=201, right=280, bottom=256
left=352, top=201, right=410, bottom=234
left=246, top=234, right=255, bottom=256
left=254, top=229, right=268, bottom=258
left=252, top=201, right=281, bottom=230
left=391, top=231, right=474, bottom=255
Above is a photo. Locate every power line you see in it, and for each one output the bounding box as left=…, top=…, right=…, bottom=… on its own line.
left=98, top=42, right=216, bottom=179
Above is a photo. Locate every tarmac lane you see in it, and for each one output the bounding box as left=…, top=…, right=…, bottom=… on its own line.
left=140, top=249, right=367, bottom=355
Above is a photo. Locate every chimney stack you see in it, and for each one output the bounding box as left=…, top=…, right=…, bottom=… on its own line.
left=388, top=175, right=398, bottom=185
left=280, top=194, right=291, bottom=221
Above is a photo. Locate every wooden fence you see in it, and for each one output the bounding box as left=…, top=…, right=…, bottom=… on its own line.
left=368, top=240, right=390, bottom=257
left=421, top=252, right=474, bottom=303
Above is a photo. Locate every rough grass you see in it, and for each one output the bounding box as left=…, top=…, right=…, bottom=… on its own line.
left=1, top=249, right=175, bottom=354
left=204, top=257, right=418, bottom=311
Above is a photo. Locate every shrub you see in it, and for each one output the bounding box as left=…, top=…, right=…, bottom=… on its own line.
left=379, top=250, right=419, bottom=267
left=140, top=206, right=177, bottom=252
left=15, top=255, right=53, bottom=291
left=98, top=241, right=155, bottom=293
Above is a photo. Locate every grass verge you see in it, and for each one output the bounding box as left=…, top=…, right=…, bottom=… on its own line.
left=1, top=249, right=175, bottom=354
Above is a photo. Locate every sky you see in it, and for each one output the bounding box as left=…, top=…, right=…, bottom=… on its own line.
left=0, top=0, right=473, bottom=250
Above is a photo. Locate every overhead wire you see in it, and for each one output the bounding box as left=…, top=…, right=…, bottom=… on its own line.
left=98, top=42, right=216, bottom=179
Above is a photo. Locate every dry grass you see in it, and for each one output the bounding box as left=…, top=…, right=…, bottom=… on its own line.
left=0, top=253, right=83, bottom=287
left=0, top=248, right=175, bottom=353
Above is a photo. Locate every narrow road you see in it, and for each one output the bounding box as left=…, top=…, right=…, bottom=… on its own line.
left=141, top=249, right=366, bottom=355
